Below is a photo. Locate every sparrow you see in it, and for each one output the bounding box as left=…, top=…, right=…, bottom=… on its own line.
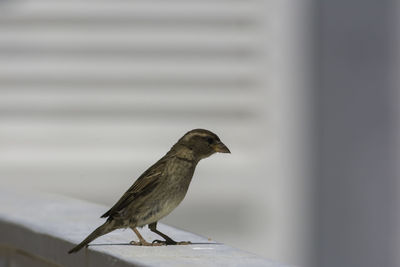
left=68, top=128, right=230, bottom=253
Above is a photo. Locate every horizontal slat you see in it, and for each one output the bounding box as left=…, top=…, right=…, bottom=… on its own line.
left=0, top=0, right=260, bottom=19
left=0, top=162, right=256, bottom=173
left=0, top=135, right=255, bottom=148
left=0, top=77, right=256, bottom=90
left=0, top=148, right=253, bottom=166
left=0, top=82, right=255, bottom=94
left=0, top=108, right=255, bottom=120
left=0, top=45, right=255, bottom=59
left=0, top=141, right=258, bottom=154
left=0, top=56, right=255, bottom=69
left=0, top=31, right=256, bottom=48
left=0, top=127, right=259, bottom=148
left=0, top=100, right=258, bottom=121
left=0, top=20, right=254, bottom=31
left=0, top=69, right=254, bottom=81
left=0, top=89, right=259, bottom=106
left=0, top=16, right=255, bottom=29
left=0, top=92, right=258, bottom=107
left=0, top=121, right=259, bottom=142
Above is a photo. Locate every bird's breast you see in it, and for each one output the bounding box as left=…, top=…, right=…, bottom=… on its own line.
left=134, top=158, right=197, bottom=226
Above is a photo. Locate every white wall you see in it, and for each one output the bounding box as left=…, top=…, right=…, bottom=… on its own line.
left=316, top=1, right=399, bottom=267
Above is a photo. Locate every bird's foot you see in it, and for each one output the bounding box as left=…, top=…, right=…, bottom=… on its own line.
left=130, top=240, right=163, bottom=246
left=176, top=241, right=191, bottom=245
left=152, top=239, right=192, bottom=245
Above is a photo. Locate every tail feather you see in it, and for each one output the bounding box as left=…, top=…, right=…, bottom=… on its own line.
left=68, top=221, right=115, bottom=254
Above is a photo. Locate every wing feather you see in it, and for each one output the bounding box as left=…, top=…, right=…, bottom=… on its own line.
left=100, top=157, right=168, bottom=219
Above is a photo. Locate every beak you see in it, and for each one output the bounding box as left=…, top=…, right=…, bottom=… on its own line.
left=213, top=141, right=231, bottom=153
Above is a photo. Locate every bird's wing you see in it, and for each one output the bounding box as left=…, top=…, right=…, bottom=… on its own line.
left=100, top=156, right=168, bottom=219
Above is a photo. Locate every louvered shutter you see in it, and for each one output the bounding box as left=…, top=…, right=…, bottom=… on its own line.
left=0, top=1, right=313, bottom=266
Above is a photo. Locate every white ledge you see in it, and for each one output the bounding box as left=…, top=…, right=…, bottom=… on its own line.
left=0, top=189, right=289, bottom=267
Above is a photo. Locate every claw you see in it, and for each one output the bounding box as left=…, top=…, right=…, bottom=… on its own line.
left=130, top=240, right=155, bottom=246
left=177, top=241, right=192, bottom=245
left=151, top=239, right=191, bottom=245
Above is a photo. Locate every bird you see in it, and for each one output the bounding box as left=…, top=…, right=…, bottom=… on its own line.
left=68, top=128, right=230, bottom=253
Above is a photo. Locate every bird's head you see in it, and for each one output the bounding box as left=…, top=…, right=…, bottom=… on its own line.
left=175, top=129, right=230, bottom=161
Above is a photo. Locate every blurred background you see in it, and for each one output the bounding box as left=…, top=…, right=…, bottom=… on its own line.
left=0, top=0, right=398, bottom=267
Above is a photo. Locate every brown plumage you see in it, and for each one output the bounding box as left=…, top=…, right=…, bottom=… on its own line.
left=68, top=129, right=230, bottom=253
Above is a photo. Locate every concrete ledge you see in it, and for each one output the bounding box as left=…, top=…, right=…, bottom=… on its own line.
left=0, top=189, right=288, bottom=267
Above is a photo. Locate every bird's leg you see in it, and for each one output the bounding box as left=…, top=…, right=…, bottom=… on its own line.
left=130, top=227, right=162, bottom=246
left=148, top=222, right=191, bottom=245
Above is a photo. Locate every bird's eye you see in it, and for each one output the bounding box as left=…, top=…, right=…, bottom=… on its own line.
left=207, top=137, right=214, bottom=144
